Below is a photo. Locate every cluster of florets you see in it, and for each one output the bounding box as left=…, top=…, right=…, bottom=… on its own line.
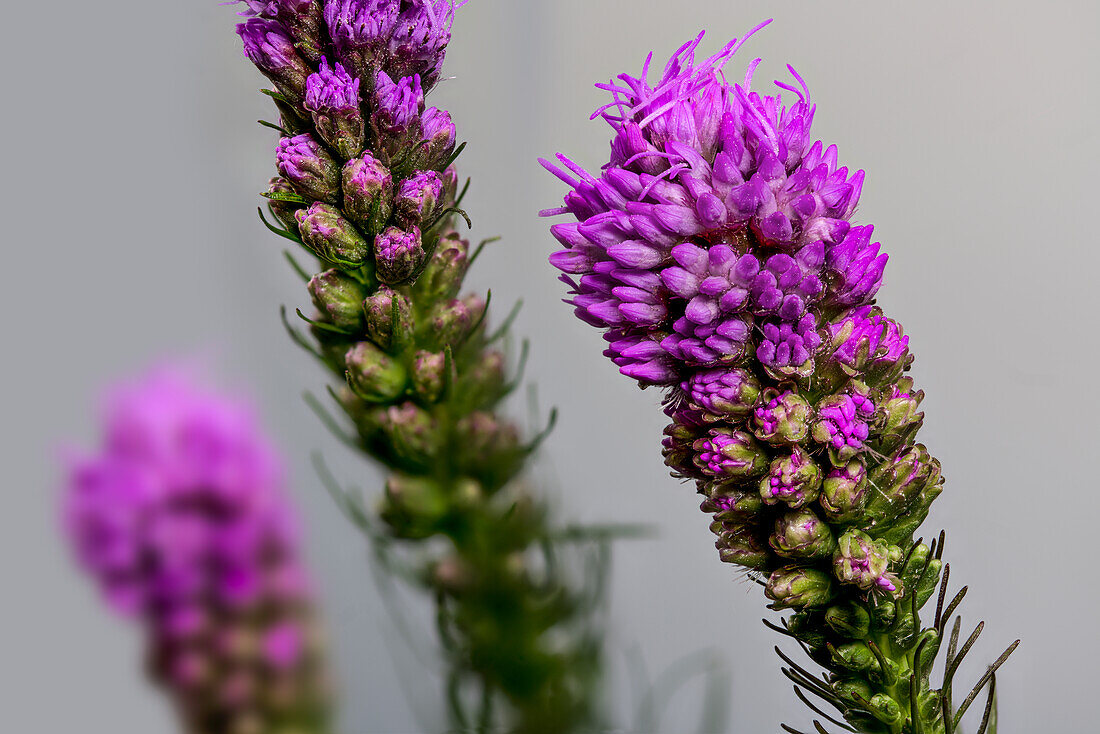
left=62, top=370, right=329, bottom=733
left=238, top=0, right=523, bottom=523
left=543, top=27, right=944, bottom=617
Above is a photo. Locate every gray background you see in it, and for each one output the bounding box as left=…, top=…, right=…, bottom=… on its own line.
left=2, top=0, right=1096, bottom=731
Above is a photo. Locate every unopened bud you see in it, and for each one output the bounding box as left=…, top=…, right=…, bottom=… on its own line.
left=830, top=642, right=878, bottom=673
left=827, top=305, right=910, bottom=385
left=308, top=269, right=366, bottom=331
left=765, top=566, right=835, bottom=610
left=381, top=474, right=448, bottom=538
left=692, top=429, right=768, bottom=479
left=752, top=388, right=813, bottom=445
left=342, top=153, right=393, bottom=235
left=812, top=382, right=875, bottom=462
left=834, top=530, right=902, bottom=595
left=770, top=508, right=835, bottom=559
left=276, top=134, right=340, bottom=204
left=865, top=444, right=940, bottom=527
left=819, top=459, right=870, bottom=522
left=701, top=486, right=764, bottom=520
left=428, top=298, right=473, bottom=348
left=874, top=377, right=925, bottom=453
left=395, top=170, right=444, bottom=228
left=824, top=601, right=871, bottom=639
left=362, top=286, right=413, bottom=351
left=759, top=446, right=822, bottom=508
left=455, top=412, right=521, bottom=472
left=462, top=350, right=506, bottom=408
left=374, top=226, right=424, bottom=284
left=684, top=367, right=761, bottom=420
left=295, top=203, right=371, bottom=267
left=237, top=19, right=311, bottom=105
left=370, top=71, right=424, bottom=163
left=266, top=177, right=304, bottom=232
left=713, top=521, right=769, bottom=569
left=415, top=230, right=469, bottom=302
left=418, top=106, right=457, bottom=170
left=381, top=402, right=441, bottom=465
left=345, top=341, right=407, bottom=402
left=304, top=59, right=364, bottom=160
left=411, top=350, right=446, bottom=403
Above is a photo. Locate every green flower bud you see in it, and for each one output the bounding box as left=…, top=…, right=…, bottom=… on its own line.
left=308, top=269, right=366, bottom=331
left=866, top=693, right=904, bottom=726
left=380, top=474, right=448, bottom=538
left=342, top=154, right=393, bottom=236
left=381, top=402, right=442, bottom=465
left=345, top=341, right=407, bottom=402
left=296, top=203, right=371, bottom=268
left=455, top=412, right=521, bottom=479
left=411, top=350, right=446, bottom=403
left=830, top=642, right=878, bottom=673
left=713, top=521, right=770, bottom=570
left=700, top=485, right=764, bottom=520
left=786, top=611, right=829, bottom=650
left=819, top=459, right=870, bottom=522
left=752, top=388, right=813, bottom=445
left=874, top=377, right=924, bottom=453
left=834, top=529, right=902, bottom=596
left=427, top=298, right=473, bottom=349
left=765, top=566, right=835, bottom=610
left=362, top=286, right=414, bottom=352
left=266, top=177, right=305, bottom=231
left=415, top=230, right=469, bottom=302
left=461, top=350, right=506, bottom=409
left=833, top=677, right=874, bottom=708
left=770, top=508, right=836, bottom=559
left=759, top=446, right=822, bottom=508
left=868, top=593, right=896, bottom=629
left=663, top=420, right=705, bottom=479
left=824, top=601, right=871, bottom=639
left=865, top=444, right=941, bottom=528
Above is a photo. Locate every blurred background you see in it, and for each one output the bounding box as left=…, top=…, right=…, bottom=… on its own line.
left=3, top=0, right=1097, bottom=731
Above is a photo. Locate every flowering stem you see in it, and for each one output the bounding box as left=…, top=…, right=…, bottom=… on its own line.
left=232, top=2, right=607, bottom=731
left=542, top=24, right=1017, bottom=734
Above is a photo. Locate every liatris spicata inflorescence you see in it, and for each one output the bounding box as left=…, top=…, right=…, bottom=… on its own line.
left=62, top=369, right=331, bottom=734
left=234, top=2, right=605, bottom=731
left=542, top=23, right=1017, bottom=734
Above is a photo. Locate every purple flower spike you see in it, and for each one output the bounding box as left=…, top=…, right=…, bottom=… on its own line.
left=237, top=18, right=311, bottom=102
left=62, top=368, right=329, bottom=730
left=305, top=58, right=365, bottom=159
left=825, top=225, right=888, bottom=306
left=542, top=28, right=873, bottom=386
